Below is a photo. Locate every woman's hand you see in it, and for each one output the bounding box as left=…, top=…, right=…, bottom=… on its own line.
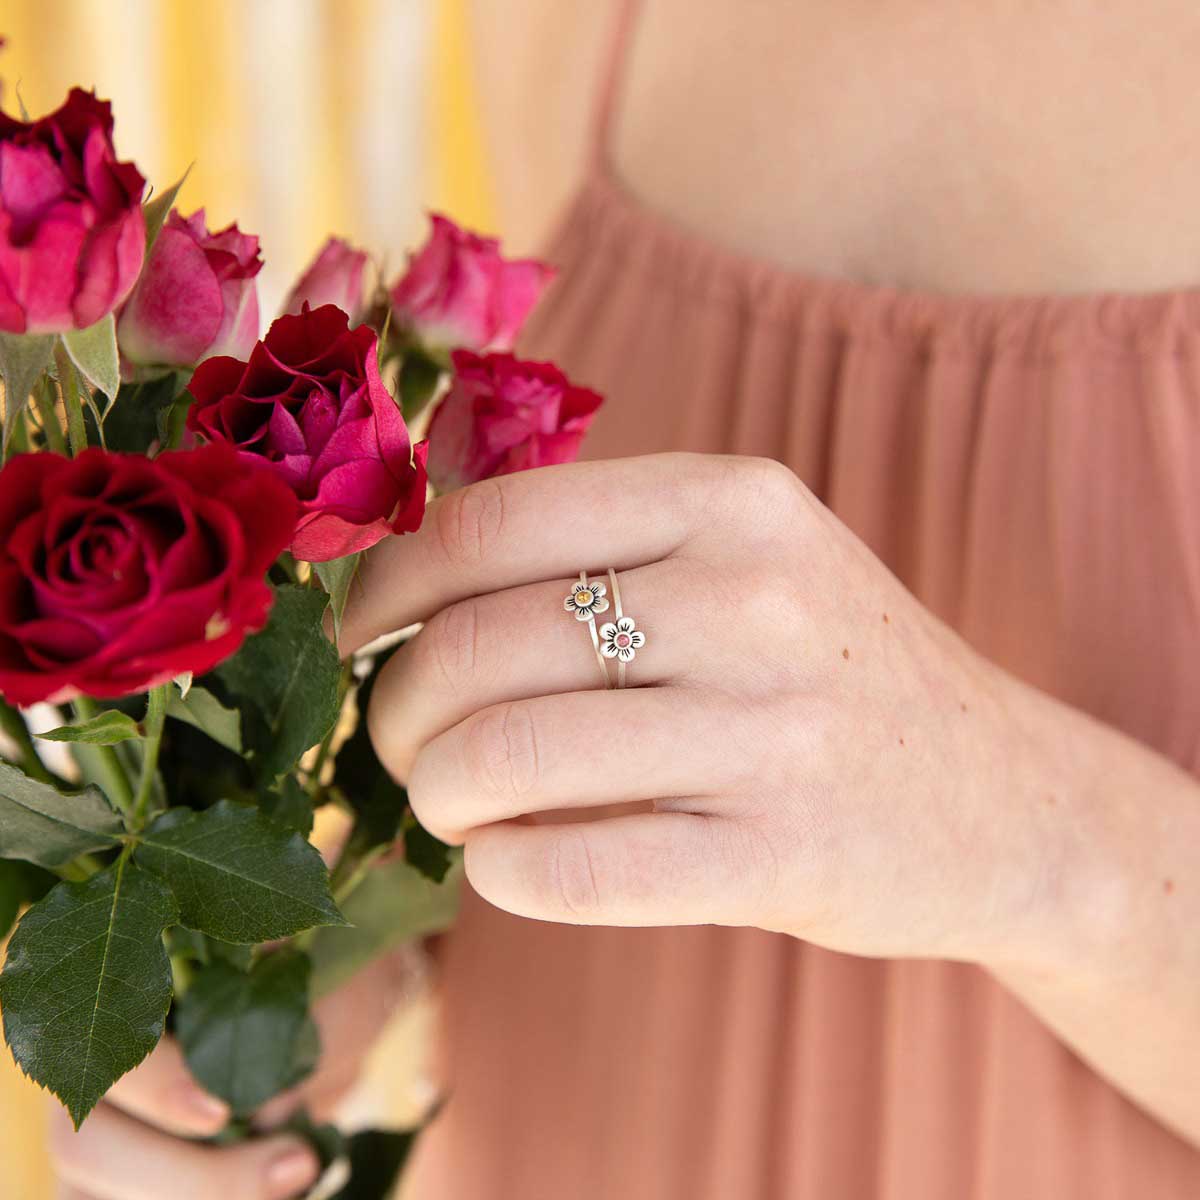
left=343, top=453, right=1087, bottom=968
left=345, top=452, right=1200, bottom=1145
left=49, top=946, right=423, bottom=1200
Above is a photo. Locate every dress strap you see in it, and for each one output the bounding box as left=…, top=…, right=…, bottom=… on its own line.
left=587, top=0, right=644, bottom=171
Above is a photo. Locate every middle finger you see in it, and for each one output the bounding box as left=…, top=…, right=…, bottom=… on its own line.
left=367, top=559, right=703, bottom=782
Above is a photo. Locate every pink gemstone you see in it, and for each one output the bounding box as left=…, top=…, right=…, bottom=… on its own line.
left=616, top=633, right=632, bottom=648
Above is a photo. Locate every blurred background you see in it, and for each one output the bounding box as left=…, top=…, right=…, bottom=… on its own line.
left=0, top=1, right=492, bottom=1194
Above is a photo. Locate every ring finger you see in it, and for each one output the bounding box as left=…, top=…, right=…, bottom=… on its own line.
left=366, top=559, right=706, bottom=784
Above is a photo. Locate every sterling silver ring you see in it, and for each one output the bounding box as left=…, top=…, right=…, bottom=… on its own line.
left=598, top=568, right=646, bottom=689
left=564, top=570, right=612, bottom=689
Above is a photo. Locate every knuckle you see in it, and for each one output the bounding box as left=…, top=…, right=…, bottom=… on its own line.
left=735, top=455, right=807, bottom=514
left=422, top=597, right=482, bottom=691
left=460, top=702, right=540, bottom=804
left=551, top=827, right=602, bottom=916
left=433, top=479, right=506, bottom=568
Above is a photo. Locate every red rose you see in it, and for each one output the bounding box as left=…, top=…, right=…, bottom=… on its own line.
left=186, top=304, right=427, bottom=563
left=282, top=236, right=368, bottom=322
left=0, top=89, right=146, bottom=334
left=0, top=445, right=297, bottom=705
left=389, top=213, right=553, bottom=356
left=117, top=208, right=262, bottom=375
left=425, top=351, right=603, bottom=493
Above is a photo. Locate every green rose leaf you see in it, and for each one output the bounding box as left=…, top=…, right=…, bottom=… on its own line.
left=0, top=331, right=56, bottom=457
left=166, top=685, right=242, bottom=754
left=0, top=857, right=177, bottom=1127
left=61, top=315, right=120, bottom=407
left=135, top=800, right=346, bottom=943
left=309, top=857, right=462, bottom=998
left=0, top=860, right=53, bottom=941
left=38, top=710, right=142, bottom=746
left=217, top=586, right=341, bottom=779
left=0, top=762, right=123, bottom=867
left=175, top=949, right=319, bottom=1114
left=143, top=166, right=191, bottom=253
left=94, top=372, right=190, bottom=455
left=314, top=551, right=362, bottom=642
left=403, top=817, right=456, bottom=885
left=333, top=648, right=405, bottom=851
left=260, top=775, right=315, bottom=837
left=330, top=1128, right=420, bottom=1200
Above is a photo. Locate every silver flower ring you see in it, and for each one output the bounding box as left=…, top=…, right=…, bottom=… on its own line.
left=564, top=568, right=646, bottom=689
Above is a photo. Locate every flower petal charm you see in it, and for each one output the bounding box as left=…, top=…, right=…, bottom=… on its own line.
left=564, top=579, right=610, bottom=621
left=599, top=616, right=646, bottom=662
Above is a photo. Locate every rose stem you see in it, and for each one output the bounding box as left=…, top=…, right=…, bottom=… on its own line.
left=73, top=696, right=136, bottom=819
left=53, top=346, right=89, bottom=457
left=131, top=684, right=170, bottom=829
left=0, top=697, right=56, bottom=784
left=32, top=378, right=66, bottom=454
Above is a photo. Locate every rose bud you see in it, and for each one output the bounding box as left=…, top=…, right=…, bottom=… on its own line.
left=0, top=88, right=145, bottom=334
left=425, top=350, right=603, bottom=493
left=117, top=208, right=262, bottom=376
left=0, top=445, right=297, bottom=705
left=389, top=213, right=554, bottom=356
left=186, top=304, right=427, bottom=563
left=282, top=236, right=369, bottom=322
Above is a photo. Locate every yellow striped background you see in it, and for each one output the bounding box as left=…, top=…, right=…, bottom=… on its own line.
left=0, top=1, right=492, bottom=1193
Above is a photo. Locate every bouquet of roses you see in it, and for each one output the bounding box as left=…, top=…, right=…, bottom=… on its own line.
left=0, top=87, right=601, bottom=1194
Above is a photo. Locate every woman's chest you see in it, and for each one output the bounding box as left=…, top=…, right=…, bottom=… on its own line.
left=478, top=0, right=1200, bottom=296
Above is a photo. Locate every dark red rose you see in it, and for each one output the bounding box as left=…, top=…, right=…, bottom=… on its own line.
left=186, top=304, right=427, bottom=563
left=0, top=445, right=297, bottom=705
left=425, top=351, right=603, bottom=492
left=0, top=89, right=146, bottom=333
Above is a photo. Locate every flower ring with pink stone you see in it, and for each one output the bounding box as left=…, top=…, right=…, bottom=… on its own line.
left=598, top=617, right=645, bottom=663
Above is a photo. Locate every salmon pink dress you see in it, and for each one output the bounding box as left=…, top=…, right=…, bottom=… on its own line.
left=405, top=4, right=1200, bottom=1195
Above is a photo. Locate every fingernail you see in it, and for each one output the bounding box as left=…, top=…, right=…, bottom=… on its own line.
left=265, top=1147, right=319, bottom=1199
left=179, top=1084, right=229, bottom=1129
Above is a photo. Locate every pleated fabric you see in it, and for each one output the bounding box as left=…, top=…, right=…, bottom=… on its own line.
left=403, top=10, right=1200, bottom=1197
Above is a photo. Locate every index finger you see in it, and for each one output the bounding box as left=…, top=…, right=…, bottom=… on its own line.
left=339, top=452, right=714, bottom=654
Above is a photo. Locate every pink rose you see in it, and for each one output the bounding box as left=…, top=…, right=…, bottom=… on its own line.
left=389, top=213, right=554, bottom=355
left=0, top=89, right=145, bottom=334
left=117, top=208, right=262, bottom=374
left=186, top=304, right=427, bottom=563
left=282, top=236, right=369, bottom=321
left=426, top=351, right=603, bottom=493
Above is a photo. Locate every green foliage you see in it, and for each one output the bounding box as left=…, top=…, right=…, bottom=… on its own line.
left=143, top=167, right=190, bottom=253
left=94, top=372, right=191, bottom=455
left=314, top=552, right=362, bottom=642
left=0, top=762, right=123, bottom=867
left=39, top=710, right=142, bottom=746
left=61, top=316, right=120, bottom=408
left=260, top=776, right=315, bottom=836
left=0, top=332, right=56, bottom=458
left=333, top=650, right=405, bottom=851
left=135, top=800, right=345, bottom=944
left=403, top=817, right=456, bottom=885
left=0, top=857, right=177, bottom=1126
left=175, top=949, right=319, bottom=1114
left=166, top=685, right=242, bottom=754
left=166, top=926, right=253, bottom=973
left=0, top=860, right=53, bottom=941
left=330, top=1128, right=421, bottom=1200
left=398, top=351, right=445, bottom=422
left=309, top=857, right=462, bottom=998
left=217, top=586, right=342, bottom=779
